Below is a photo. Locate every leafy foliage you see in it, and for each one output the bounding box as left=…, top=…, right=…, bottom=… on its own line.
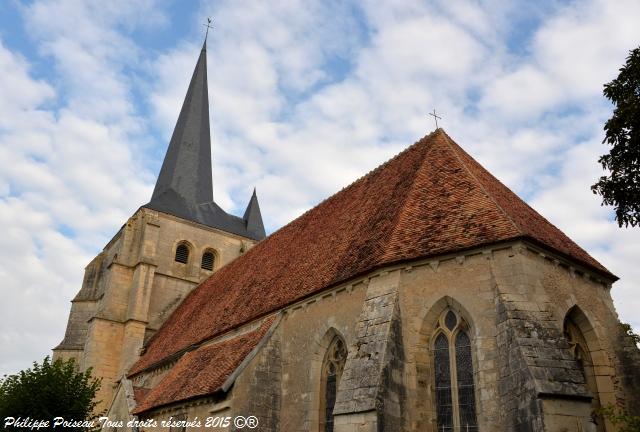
left=620, top=322, right=640, bottom=346
left=598, top=405, right=640, bottom=432
left=592, top=47, right=640, bottom=227
left=0, top=357, right=101, bottom=426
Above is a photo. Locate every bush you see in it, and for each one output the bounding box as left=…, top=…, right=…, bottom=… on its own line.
left=0, top=356, right=100, bottom=430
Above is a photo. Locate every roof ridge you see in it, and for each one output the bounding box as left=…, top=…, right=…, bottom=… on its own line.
left=272, top=129, right=444, bottom=233
left=440, top=131, right=522, bottom=234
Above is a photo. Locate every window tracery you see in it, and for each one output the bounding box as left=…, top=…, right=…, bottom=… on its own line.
left=320, top=336, right=347, bottom=432
left=432, top=309, right=477, bottom=431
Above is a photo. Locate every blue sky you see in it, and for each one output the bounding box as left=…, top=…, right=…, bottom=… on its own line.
left=0, top=0, right=639, bottom=377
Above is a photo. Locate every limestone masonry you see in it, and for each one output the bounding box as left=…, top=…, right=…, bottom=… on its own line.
left=54, top=40, right=640, bottom=432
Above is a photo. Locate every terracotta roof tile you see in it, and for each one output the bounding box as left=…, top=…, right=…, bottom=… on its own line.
left=445, top=132, right=608, bottom=272
left=133, top=317, right=275, bottom=414
left=133, top=387, right=151, bottom=406
left=130, top=130, right=613, bottom=377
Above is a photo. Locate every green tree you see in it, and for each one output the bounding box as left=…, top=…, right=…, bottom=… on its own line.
left=0, top=357, right=101, bottom=429
left=592, top=46, right=640, bottom=227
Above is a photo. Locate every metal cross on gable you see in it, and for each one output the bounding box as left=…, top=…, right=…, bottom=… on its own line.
left=429, top=109, right=442, bottom=129
left=203, top=17, right=214, bottom=40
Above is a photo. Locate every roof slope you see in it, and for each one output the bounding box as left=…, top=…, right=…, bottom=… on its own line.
left=133, top=317, right=275, bottom=414
left=130, top=129, right=613, bottom=376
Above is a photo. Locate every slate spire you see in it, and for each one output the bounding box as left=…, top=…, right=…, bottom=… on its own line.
left=144, top=40, right=266, bottom=241
left=150, top=40, right=212, bottom=206
left=243, top=188, right=266, bottom=239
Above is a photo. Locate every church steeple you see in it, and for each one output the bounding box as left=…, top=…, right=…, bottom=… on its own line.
left=145, top=40, right=266, bottom=241
left=151, top=40, right=212, bottom=206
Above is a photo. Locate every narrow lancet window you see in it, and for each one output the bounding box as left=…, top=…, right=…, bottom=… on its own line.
left=320, top=336, right=347, bottom=432
left=432, top=309, right=478, bottom=431
left=434, top=333, right=453, bottom=430
left=455, top=331, right=478, bottom=429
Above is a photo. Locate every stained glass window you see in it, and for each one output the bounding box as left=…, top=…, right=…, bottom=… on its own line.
left=445, top=310, right=457, bottom=331
left=321, top=336, right=347, bottom=432
left=456, top=331, right=478, bottom=430
left=434, top=333, right=453, bottom=431
left=433, top=310, right=478, bottom=431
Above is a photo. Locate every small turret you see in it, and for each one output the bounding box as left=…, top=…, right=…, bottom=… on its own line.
left=243, top=188, right=266, bottom=239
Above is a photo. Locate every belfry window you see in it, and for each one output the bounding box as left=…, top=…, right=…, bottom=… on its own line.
left=433, top=309, right=478, bottom=431
left=320, top=336, right=347, bottom=432
left=174, top=243, right=190, bottom=264
left=201, top=250, right=215, bottom=270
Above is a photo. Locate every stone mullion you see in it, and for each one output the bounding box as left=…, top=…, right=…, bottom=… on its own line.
left=449, top=331, right=460, bottom=432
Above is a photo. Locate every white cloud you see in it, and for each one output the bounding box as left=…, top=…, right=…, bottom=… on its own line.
left=1, top=0, right=639, bottom=377
left=0, top=0, right=163, bottom=376
left=529, top=137, right=640, bottom=326
left=480, top=65, right=560, bottom=119
left=177, top=0, right=640, bottom=329
left=0, top=43, right=54, bottom=124
left=534, top=0, right=640, bottom=99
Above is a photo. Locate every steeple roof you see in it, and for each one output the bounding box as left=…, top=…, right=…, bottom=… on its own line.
left=130, top=129, right=614, bottom=381
left=144, top=41, right=265, bottom=240
left=243, top=188, right=266, bottom=239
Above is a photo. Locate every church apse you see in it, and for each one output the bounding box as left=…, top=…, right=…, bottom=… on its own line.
left=50, top=32, right=639, bottom=430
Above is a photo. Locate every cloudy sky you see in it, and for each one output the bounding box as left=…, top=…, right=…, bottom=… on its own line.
left=0, top=0, right=639, bottom=377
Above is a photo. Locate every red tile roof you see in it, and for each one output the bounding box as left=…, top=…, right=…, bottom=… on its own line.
left=133, top=387, right=151, bottom=407
left=133, top=317, right=275, bottom=414
left=130, top=130, right=613, bottom=377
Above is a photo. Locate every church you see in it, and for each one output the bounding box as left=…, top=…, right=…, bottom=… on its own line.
left=53, top=38, right=640, bottom=432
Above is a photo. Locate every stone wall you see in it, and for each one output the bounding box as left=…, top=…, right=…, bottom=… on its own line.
left=615, top=328, right=640, bottom=415
left=333, top=270, right=404, bottom=432
left=110, top=240, right=639, bottom=432
left=377, top=299, right=405, bottom=432
left=231, top=325, right=282, bottom=431
left=54, top=207, right=256, bottom=414
left=134, top=396, right=226, bottom=432
left=276, top=281, right=367, bottom=431
left=395, top=240, right=635, bottom=431
left=400, top=250, right=499, bottom=431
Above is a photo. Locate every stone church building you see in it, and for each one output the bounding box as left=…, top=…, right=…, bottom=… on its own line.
left=54, top=40, right=640, bottom=431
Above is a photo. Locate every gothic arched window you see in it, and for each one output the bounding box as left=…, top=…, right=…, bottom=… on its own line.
left=201, top=250, right=215, bottom=270
left=174, top=243, right=190, bottom=264
left=564, top=309, right=603, bottom=431
left=433, top=309, right=478, bottom=431
left=320, top=336, right=347, bottom=432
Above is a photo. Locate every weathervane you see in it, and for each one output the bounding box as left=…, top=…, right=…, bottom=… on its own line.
left=429, top=109, right=442, bottom=129
left=203, top=17, right=213, bottom=41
